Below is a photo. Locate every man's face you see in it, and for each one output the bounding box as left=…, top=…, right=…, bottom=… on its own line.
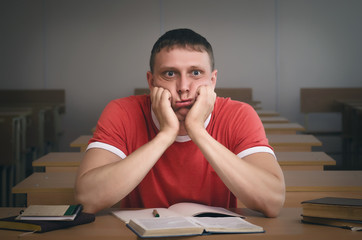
left=147, top=47, right=217, bottom=122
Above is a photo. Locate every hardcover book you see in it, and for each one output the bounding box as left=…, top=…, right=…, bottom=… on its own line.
left=301, top=197, right=362, bottom=221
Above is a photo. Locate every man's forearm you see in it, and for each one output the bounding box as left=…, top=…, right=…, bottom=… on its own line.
left=188, top=127, right=285, bottom=217
left=75, top=131, right=175, bottom=213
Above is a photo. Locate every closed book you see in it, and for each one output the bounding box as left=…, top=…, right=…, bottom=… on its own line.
left=301, top=215, right=362, bottom=231
left=0, top=212, right=95, bottom=233
left=16, top=204, right=82, bottom=221
left=301, top=197, right=362, bottom=221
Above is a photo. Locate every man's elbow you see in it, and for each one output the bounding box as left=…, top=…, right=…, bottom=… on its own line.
left=263, top=191, right=285, bottom=218
left=74, top=184, right=99, bottom=214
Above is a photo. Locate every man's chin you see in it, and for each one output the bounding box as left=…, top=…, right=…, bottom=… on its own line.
left=176, top=108, right=190, bottom=121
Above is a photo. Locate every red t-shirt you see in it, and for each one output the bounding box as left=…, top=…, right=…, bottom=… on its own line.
left=88, top=95, right=274, bottom=208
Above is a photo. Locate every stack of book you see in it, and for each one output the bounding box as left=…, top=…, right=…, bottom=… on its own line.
left=0, top=204, right=95, bottom=233
left=301, top=197, right=362, bottom=231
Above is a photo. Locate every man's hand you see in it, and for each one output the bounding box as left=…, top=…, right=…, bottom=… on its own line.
left=185, top=85, right=216, bottom=137
left=150, top=87, right=179, bottom=141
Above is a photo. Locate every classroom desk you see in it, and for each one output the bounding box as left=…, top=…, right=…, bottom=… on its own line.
left=32, top=152, right=85, bottom=172
left=70, top=135, right=91, bottom=152
left=260, top=116, right=289, bottom=123
left=32, top=152, right=335, bottom=172
left=283, top=170, right=362, bottom=207
left=267, top=134, right=322, bottom=152
left=12, top=171, right=362, bottom=208
left=1, top=207, right=361, bottom=240
left=336, top=99, right=362, bottom=168
left=276, top=152, right=336, bottom=170
left=263, top=123, right=305, bottom=134
left=11, top=172, right=77, bottom=206
left=256, top=109, right=279, bottom=117
left=72, top=133, right=322, bottom=153
left=0, top=109, right=32, bottom=206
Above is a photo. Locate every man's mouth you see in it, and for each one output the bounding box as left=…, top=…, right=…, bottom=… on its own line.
left=175, top=99, right=193, bottom=109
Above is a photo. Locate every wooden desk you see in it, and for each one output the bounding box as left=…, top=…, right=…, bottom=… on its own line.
left=0, top=109, right=32, bottom=206
left=276, top=152, right=336, bottom=170
left=1, top=207, right=361, bottom=240
left=256, top=110, right=279, bottom=117
left=336, top=99, right=362, bottom=168
left=73, top=133, right=322, bottom=153
left=32, top=152, right=85, bottom=172
left=260, top=116, right=289, bottom=123
left=13, top=170, right=362, bottom=209
left=283, top=170, right=362, bottom=207
left=284, top=170, right=362, bottom=192
left=70, top=135, right=92, bottom=152
left=237, top=170, right=362, bottom=207
left=264, top=123, right=305, bottom=134
left=268, top=134, right=322, bottom=152
left=12, top=172, right=76, bottom=206
left=31, top=152, right=335, bottom=172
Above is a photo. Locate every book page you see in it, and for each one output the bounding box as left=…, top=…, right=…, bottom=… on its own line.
left=21, top=205, right=70, bottom=216
left=128, top=217, right=204, bottom=237
left=191, top=217, right=264, bottom=233
left=133, top=217, right=201, bottom=230
left=112, top=208, right=182, bottom=223
left=168, top=202, right=243, bottom=218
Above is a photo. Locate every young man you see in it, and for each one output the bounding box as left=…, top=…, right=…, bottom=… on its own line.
left=75, top=29, right=285, bottom=217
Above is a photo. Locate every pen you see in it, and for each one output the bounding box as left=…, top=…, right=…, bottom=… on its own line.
left=152, top=209, right=160, bottom=217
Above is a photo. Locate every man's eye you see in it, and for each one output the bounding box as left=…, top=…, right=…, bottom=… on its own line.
left=192, top=70, right=201, bottom=76
left=165, top=71, right=175, bottom=77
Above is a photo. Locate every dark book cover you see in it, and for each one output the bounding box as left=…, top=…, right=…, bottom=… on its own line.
left=0, top=212, right=95, bottom=233
left=301, top=197, right=362, bottom=206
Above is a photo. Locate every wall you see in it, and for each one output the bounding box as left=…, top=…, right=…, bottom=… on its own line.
left=1, top=0, right=361, bottom=152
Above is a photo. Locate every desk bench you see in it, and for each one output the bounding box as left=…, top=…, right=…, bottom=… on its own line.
left=276, top=152, right=336, bottom=170
left=70, top=135, right=92, bottom=152
left=268, top=134, right=322, bottom=152
left=13, top=170, right=362, bottom=208
left=260, top=116, right=289, bottom=123
left=72, top=134, right=322, bottom=152
left=256, top=110, right=279, bottom=117
left=32, top=151, right=335, bottom=172
left=264, top=123, right=305, bottom=134
left=32, top=152, right=85, bottom=172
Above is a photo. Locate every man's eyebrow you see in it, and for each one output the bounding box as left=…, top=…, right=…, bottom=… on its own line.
left=158, top=65, right=177, bottom=70
left=189, top=65, right=206, bottom=70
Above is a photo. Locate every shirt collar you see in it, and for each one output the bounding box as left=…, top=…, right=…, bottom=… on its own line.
left=151, top=106, right=212, bottom=142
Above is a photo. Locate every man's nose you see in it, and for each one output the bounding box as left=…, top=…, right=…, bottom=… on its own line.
left=177, top=74, right=190, bottom=94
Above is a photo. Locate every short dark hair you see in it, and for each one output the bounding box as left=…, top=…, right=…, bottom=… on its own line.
left=149, top=28, right=214, bottom=73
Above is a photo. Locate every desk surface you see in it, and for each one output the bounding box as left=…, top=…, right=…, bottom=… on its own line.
left=284, top=170, right=362, bottom=191
left=1, top=207, right=361, bottom=240
left=72, top=134, right=322, bottom=152
left=260, top=116, right=289, bottom=123
left=32, top=151, right=335, bottom=168
left=32, top=152, right=85, bottom=167
left=256, top=109, right=279, bottom=117
left=11, top=171, right=362, bottom=208
left=13, top=170, right=362, bottom=194
left=276, top=152, right=335, bottom=166
left=264, top=123, right=305, bottom=134
left=264, top=123, right=305, bottom=131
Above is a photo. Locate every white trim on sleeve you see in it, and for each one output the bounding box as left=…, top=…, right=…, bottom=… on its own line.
left=86, top=142, right=127, bottom=159
left=237, top=146, right=276, bottom=159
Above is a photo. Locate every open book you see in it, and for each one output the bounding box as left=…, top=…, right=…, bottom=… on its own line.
left=112, top=202, right=264, bottom=238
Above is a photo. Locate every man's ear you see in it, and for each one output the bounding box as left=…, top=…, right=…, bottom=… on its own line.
left=211, top=69, right=218, bottom=89
left=146, top=71, right=154, bottom=89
